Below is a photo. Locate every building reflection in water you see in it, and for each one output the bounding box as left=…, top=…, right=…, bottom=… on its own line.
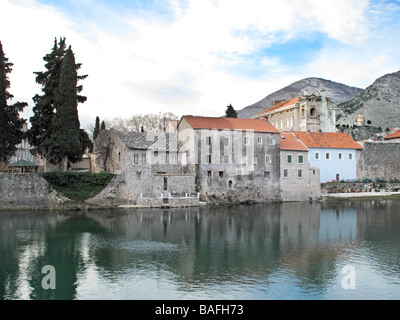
left=1, top=200, right=400, bottom=299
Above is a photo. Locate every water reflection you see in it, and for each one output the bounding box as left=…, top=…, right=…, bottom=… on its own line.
left=1, top=201, right=400, bottom=300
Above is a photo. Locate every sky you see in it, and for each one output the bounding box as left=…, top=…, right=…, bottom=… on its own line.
left=1, top=0, right=400, bottom=131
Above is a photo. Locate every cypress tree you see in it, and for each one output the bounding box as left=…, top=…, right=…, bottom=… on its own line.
left=93, top=116, right=100, bottom=140
left=0, top=41, right=27, bottom=164
left=225, top=104, right=238, bottom=118
left=51, top=47, right=92, bottom=171
left=100, top=120, right=106, bottom=130
left=27, top=37, right=88, bottom=164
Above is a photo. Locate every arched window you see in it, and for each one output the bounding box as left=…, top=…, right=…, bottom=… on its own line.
left=310, top=108, right=317, bottom=117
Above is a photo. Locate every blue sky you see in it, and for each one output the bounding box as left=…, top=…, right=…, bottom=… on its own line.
left=1, top=0, right=400, bottom=129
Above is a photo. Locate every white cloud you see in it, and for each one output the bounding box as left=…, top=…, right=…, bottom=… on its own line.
left=1, top=0, right=399, bottom=130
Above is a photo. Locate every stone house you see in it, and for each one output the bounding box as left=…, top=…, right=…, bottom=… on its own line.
left=177, top=116, right=282, bottom=203
left=91, top=129, right=195, bottom=204
left=279, top=132, right=321, bottom=201
left=252, top=91, right=336, bottom=133
left=294, top=131, right=363, bottom=183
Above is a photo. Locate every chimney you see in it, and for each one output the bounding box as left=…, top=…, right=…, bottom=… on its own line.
left=307, top=130, right=311, bottom=135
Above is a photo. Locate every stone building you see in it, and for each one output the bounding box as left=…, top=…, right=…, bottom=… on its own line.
left=279, top=132, right=321, bottom=201
left=294, top=131, right=363, bottom=183
left=177, top=116, right=282, bottom=203
left=252, top=91, right=336, bottom=133
left=91, top=130, right=195, bottom=205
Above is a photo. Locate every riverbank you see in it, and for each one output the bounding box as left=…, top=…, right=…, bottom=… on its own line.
left=321, top=191, right=400, bottom=201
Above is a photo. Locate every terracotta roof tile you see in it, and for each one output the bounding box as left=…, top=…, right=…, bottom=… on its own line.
left=280, top=132, right=309, bottom=151
left=384, top=130, right=400, bottom=140
left=255, top=97, right=300, bottom=116
left=294, top=132, right=363, bottom=150
left=181, top=116, right=279, bottom=133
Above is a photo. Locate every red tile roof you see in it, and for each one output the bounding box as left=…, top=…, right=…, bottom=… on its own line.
left=384, top=130, right=400, bottom=140
left=181, top=116, right=279, bottom=133
left=280, top=132, right=309, bottom=151
left=255, top=97, right=300, bottom=116
left=294, top=132, right=363, bottom=150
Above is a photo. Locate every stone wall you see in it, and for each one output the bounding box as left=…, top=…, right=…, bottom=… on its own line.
left=195, top=130, right=282, bottom=203
left=357, top=141, right=400, bottom=181
left=322, top=181, right=400, bottom=194
left=280, top=150, right=321, bottom=202
left=0, top=173, right=54, bottom=209
left=136, top=196, right=199, bottom=208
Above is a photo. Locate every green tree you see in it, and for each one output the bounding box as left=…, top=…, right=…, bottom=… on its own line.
left=51, top=47, right=92, bottom=171
left=0, top=41, right=27, bottom=164
left=100, top=120, right=106, bottom=130
left=225, top=104, right=238, bottom=118
left=93, top=116, right=100, bottom=140
left=27, top=37, right=88, bottom=164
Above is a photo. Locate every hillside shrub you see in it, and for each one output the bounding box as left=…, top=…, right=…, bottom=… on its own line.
left=40, top=171, right=115, bottom=201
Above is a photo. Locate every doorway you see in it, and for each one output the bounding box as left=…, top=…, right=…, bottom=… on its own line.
left=164, top=177, right=168, bottom=191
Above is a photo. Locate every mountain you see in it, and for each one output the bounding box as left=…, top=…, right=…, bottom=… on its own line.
left=237, top=77, right=364, bottom=118
left=336, top=71, right=400, bottom=130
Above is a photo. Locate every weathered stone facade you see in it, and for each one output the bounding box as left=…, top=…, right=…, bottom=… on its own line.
left=253, top=91, right=336, bottom=133
left=177, top=116, right=282, bottom=203
left=357, top=141, right=400, bottom=181
left=0, top=173, right=54, bottom=208
left=91, top=130, right=195, bottom=204
left=280, top=150, right=321, bottom=202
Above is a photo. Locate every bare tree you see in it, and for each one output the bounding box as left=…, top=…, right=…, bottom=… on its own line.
left=105, top=112, right=177, bottom=133
left=92, top=131, right=115, bottom=172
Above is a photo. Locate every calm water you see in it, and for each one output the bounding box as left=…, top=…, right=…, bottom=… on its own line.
left=1, top=201, right=400, bottom=300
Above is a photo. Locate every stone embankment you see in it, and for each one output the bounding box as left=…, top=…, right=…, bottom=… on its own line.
left=321, top=181, right=400, bottom=200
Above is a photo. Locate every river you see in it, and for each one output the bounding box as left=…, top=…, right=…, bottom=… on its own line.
left=1, top=200, right=400, bottom=300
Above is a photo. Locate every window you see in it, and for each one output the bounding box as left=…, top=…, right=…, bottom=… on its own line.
left=207, top=154, right=212, bottom=164
left=298, top=170, right=303, bottom=178
left=136, top=171, right=141, bottom=180
left=265, top=155, right=271, bottom=164
left=310, top=108, right=317, bottom=117
left=224, top=155, right=230, bottom=164
left=298, top=155, right=304, bottom=164
left=219, top=171, right=224, bottom=178
left=349, top=153, right=353, bottom=160
left=142, top=154, right=146, bottom=164
left=257, top=137, right=263, bottom=145
left=243, top=136, right=250, bottom=145
left=315, top=152, right=320, bottom=160
left=287, top=155, right=292, bottom=164
left=207, top=171, right=212, bottom=179
left=254, top=156, right=258, bottom=164
left=338, top=153, right=342, bottom=160
left=206, top=136, right=212, bottom=146
left=171, top=155, right=177, bottom=164
left=134, top=154, right=139, bottom=164
left=118, top=152, right=121, bottom=162
left=280, top=120, right=283, bottom=129
left=326, top=152, right=330, bottom=160
left=286, top=118, right=290, bottom=128
left=283, top=169, right=288, bottom=178
left=264, top=171, right=270, bottom=180
left=161, top=156, right=167, bottom=164
left=290, top=117, right=293, bottom=128
left=270, top=137, right=276, bottom=146
left=242, top=156, right=247, bottom=164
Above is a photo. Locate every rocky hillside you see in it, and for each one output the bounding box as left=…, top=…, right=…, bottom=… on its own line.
left=336, top=71, right=400, bottom=130
left=238, top=77, right=363, bottom=118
